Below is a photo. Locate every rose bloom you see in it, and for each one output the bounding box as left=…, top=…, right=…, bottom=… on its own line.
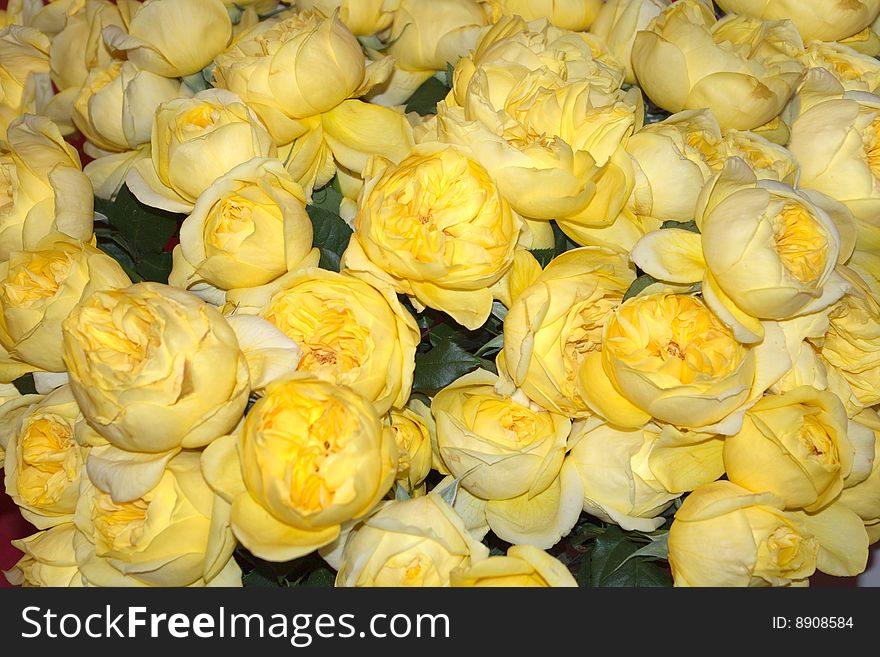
left=0, top=25, right=50, bottom=139
left=668, top=481, right=818, bottom=587
left=714, top=0, right=880, bottom=42
left=341, top=143, right=521, bottom=330
left=387, top=400, right=434, bottom=491
left=490, top=0, right=602, bottom=31
left=335, top=492, right=489, bottom=587
left=295, top=0, right=399, bottom=36
left=5, top=523, right=83, bottom=587
left=839, top=410, right=880, bottom=543
left=450, top=544, right=577, bottom=587
left=202, top=374, right=397, bottom=562
left=0, top=235, right=131, bottom=378
left=62, top=282, right=250, bottom=453
left=0, top=114, right=94, bottom=261
left=799, top=41, right=880, bottom=94
left=632, top=0, right=804, bottom=130
left=591, top=0, right=668, bottom=84
left=102, top=0, right=232, bottom=78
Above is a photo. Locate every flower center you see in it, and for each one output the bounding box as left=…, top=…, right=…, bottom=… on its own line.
left=92, top=492, right=150, bottom=553
left=17, top=416, right=77, bottom=506
left=2, top=252, right=71, bottom=307
left=797, top=413, right=838, bottom=467
left=772, top=202, right=828, bottom=284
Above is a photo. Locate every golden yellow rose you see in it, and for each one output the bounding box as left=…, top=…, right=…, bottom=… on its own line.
left=3, top=385, right=88, bottom=529
left=388, top=400, right=434, bottom=491
left=631, top=0, right=804, bottom=130
left=335, top=492, right=489, bottom=586
left=341, top=143, right=521, bottom=330
left=62, top=282, right=250, bottom=453
left=5, top=523, right=82, bottom=587
left=433, top=368, right=571, bottom=501
left=0, top=25, right=50, bottom=139
left=170, top=157, right=315, bottom=294
left=203, top=374, right=396, bottom=562
left=226, top=267, right=419, bottom=415
left=499, top=247, right=634, bottom=417
left=102, top=0, right=232, bottom=78
left=74, top=451, right=241, bottom=587
left=127, top=89, right=276, bottom=213
left=714, top=0, right=880, bottom=42
left=800, top=41, right=880, bottom=94
left=450, top=544, right=577, bottom=587
left=0, top=236, right=131, bottom=379
left=668, top=481, right=818, bottom=586
left=724, top=387, right=856, bottom=512
left=0, top=114, right=94, bottom=261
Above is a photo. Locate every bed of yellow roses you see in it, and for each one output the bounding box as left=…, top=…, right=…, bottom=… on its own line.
left=0, top=0, right=879, bottom=588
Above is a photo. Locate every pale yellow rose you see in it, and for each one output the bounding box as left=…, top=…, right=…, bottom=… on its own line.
left=335, top=492, right=489, bottom=586
left=226, top=267, right=418, bottom=415
left=213, top=11, right=390, bottom=146
left=0, top=25, right=50, bottom=139
left=74, top=451, right=241, bottom=587
left=0, top=114, right=93, bottom=261
left=0, top=236, right=131, bottom=379
left=631, top=0, right=804, bottom=130
left=450, top=544, right=577, bottom=587
left=340, top=143, right=521, bottom=330
left=62, top=282, right=250, bottom=453
left=724, top=387, right=857, bottom=512
left=498, top=247, right=633, bottom=417
left=668, top=481, right=818, bottom=586
left=127, top=89, right=276, bottom=213
left=716, top=128, right=799, bottom=186
left=170, top=158, right=314, bottom=294
left=839, top=410, right=880, bottom=543
left=433, top=368, right=571, bottom=501
left=489, top=0, right=601, bottom=31
left=4, top=523, right=83, bottom=587
left=72, top=61, right=186, bottom=154
left=800, top=41, right=880, bottom=94
left=388, top=400, right=434, bottom=491
left=811, top=267, right=880, bottom=407
left=587, top=293, right=791, bottom=433
left=202, top=374, right=397, bottom=562
left=0, top=382, right=41, bottom=466
left=3, top=385, right=90, bottom=529
left=1, top=0, right=78, bottom=35
left=290, top=0, right=400, bottom=36
left=102, top=0, right=232, bottom=78
left=591, top=0, right=669, bottom=84
left=568, top=418, right=724, bottom=532
left=714, top=0, right=880, bottom=43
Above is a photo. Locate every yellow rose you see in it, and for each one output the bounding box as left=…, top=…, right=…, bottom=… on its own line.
left=450, top=544, right=577, bottom=587
left=589, top=293, right=790, bottom=433
left=499, top=247, right=634, bottom=417
left=716, top=128, right=799, bottom=186
left=839, top=410, right=880, bottom=543
left=388, top=400, right=434, bottom=491
left=62, top=282, right=250, bottom=453
left=811, top=267, right=880, bottom=407
left=74, top=451, right=241, bottom=587
left=102, top=0, right=232, bottom=78
left=202, top=374, right=397, bottom=561
left=0, top=25, right=50, bottom=138
left=0, top=114, right=94, bottom=260
left=3, top=385, right=89, bottom=529
left=724, top=387, right=856, bottom=512
left=800, top=41, right=880, bottom=94
left=631, top=0, right=804, bottom=130
left=340, top=143, right=521, bottom=330
left=335, top=492, right=490, bottom=586
left=591, top=0, right=668, bottom=85
left=0, top=381, right=41, bottom=466
left=226, top=267, right=418, bottom=415
left=48, top=0, right=123, bottom=95
left=433, top=368, right=571, bottom=501
left=489, top=0, right=601, bottom=30
left=0, top=236, right=131, bottom=379
left=714, top=0, right=880, bottom=42
left=72, top=61, right=186, bottom=154
left=127, top=89, right=275, bottom=213
left=668, top=480, right=818, bottom=586
left=295, top=0, right=400, bottom=35
left=5, top=523, right=82, bottom=587
left=170, top=157, right=314, bottom=293
left=213, top=11, right=389, bottom=146
left=568, top=418, right=724, bottom=532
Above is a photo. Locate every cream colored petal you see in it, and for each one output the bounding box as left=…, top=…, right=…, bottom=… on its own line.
left=631, top=228, right=706, bottom=284
left=793, top=503, right=869, bottom=577
left=86, top=444, right=181, bottom=503
left=225, top=314, right=302, bottom=390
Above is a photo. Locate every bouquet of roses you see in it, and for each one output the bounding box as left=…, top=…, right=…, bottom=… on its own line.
left=0, top=0, right=878, bottom=588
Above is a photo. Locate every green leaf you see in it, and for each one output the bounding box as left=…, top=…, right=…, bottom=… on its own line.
left=412, top=337, right=492, bottom=395
left=12, top=374, right=36, bottom=395
left=242, top=570, right=279, bottom=588
left=136, top=252, right=173, bottom=283
left=609, top=532, right=669, bottom=575
left=306, top=204, right=352, bottom=272
left=530, top=248, right=556, bottom=268
left=310, top=184, right=343, bottom=215
left=623, top=274, right=657, bottom=302
left=299, top=567, right=335, bottom=588
left=475, top=333, right=504, bottom=357
left=660, top=219, right=700, bottom=233
left=589, top=526, right=672, bottom=587
left=405, top=75, right=450, bottom=116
